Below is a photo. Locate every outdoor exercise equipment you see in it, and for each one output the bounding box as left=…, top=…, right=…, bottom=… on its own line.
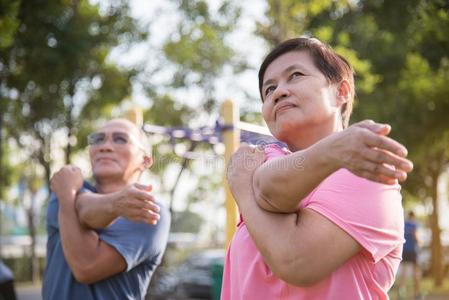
left=127, top=100, right=279, bottom=247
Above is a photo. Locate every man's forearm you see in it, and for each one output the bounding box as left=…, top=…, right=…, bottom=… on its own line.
left=58, top=195, right=102, bottom=281
left=253, top=139, right=338, bottom=213
left=76, top=192, right=118, bottom=229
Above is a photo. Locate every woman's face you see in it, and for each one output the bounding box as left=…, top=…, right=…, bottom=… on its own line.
left=261, top=50, right=341, bottom=143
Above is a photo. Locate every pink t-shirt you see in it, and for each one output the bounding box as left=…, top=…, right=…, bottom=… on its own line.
left=221, top=144, right=404, bottom=300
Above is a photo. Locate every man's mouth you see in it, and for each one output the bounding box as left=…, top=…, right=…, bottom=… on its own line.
left=96, top=157, right=115, bottom=163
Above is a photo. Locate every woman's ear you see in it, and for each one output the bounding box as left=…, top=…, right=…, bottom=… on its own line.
left=336, top=80, right=351, bottom=106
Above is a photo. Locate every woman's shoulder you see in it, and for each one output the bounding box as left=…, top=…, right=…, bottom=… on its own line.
left=322, top=168, right=401, bottom=193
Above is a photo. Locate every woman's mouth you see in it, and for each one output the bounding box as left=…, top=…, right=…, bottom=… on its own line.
left=275, top=103, right=296, bottom=119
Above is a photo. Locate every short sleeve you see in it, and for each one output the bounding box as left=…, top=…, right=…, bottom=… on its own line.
left=304, top=169, right=405, bottom=263
left=46, top=181, right=96, bottom=234
left=98, top=203, right=171, bottom=271
left=46, top=193, right=60, bottom=233
left=263, top=144, right=290, bottom=161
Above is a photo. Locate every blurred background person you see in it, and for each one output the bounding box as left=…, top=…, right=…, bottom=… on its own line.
left=398, top=210, right=422, bottom=300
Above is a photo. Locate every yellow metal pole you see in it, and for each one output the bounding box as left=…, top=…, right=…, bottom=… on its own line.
left=126, top=107, right=143, bottom=127
left=221, top=99, right=240, bottom=248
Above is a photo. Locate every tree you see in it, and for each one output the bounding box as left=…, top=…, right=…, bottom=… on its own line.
left=331, top=0, right=449, bottom=284
left=1, top=0, right=143, bottom=189
left=160, top=0, right=246, bottom=113
left=135, top=0, right=246, bottom=229
left=0, top=0, right=21, bottom=260
left=0, top=0, right=21, bottom=198
left=255, top=0, right=449, bottom=285
left=0, top=0, right=144, bottom=279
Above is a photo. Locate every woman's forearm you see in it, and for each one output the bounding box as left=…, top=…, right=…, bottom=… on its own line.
left=253, top=139, right=338, bottom=213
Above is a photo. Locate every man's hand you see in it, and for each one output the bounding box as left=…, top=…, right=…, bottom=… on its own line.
left=111, top=183, right=160, bottom=224
left=50, top=165, right=83, bottom=202
left=327, top=120, right=413, bottom=184
left=227, top=144, right=265, bottom=208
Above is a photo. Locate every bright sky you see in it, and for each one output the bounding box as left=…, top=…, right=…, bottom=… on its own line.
left=111, top=0, right=269, bottom=116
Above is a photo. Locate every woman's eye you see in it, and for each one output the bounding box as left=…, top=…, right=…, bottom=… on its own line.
left=290, top=72, right=303, bottom=79
left=265, top=86, right=276, bottom=96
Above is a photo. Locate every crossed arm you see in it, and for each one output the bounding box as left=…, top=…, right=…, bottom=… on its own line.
left=50, top=167, right=160, bottom=284
left=252, top=121, right=413, bottom=213
left=227, top=121, right=412, bottom=285
left=54, top=184, right=127, bottom=284
left=76, top=184, right=160, bottom=229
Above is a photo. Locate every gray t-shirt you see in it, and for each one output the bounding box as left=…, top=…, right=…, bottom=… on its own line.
left=42, top=182, right=170, bottom=300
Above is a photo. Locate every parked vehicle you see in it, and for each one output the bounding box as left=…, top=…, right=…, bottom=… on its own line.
left=148, top=249, right=225, bottom=300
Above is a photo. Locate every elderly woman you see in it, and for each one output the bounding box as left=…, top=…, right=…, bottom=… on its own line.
left=223, top=37, right=413, bottom=299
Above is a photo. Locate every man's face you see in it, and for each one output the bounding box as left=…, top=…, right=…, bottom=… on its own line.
left=89, top=120, right=148, bottom=182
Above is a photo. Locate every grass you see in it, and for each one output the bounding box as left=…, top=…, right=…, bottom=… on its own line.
left=421, top=277, right=449, bottom=294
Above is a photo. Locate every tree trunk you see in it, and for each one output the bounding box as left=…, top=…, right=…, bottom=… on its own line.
left=27, top=193, right=39, bottom=282
left=168, top=142, right=197, bottom=214
left=0, top=106, right=3, bottom=259
left=430, top=171, right=443, bottom=286
left=0, top=101, right=3, bottom=189
left=65, top=98, right=74, bottom=165
left=36, top=134, right=52, bottom=194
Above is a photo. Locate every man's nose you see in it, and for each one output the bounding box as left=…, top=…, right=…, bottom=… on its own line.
left=98, top=137, right=114, bottom=151
left=273, top=83, right=290, bottom=104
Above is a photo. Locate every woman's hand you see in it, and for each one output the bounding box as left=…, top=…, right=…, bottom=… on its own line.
left=326, top=120, right=413, bottom=184
left=227, top=144, right=265, bottom=208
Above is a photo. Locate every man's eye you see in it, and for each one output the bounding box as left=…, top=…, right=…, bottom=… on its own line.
left=265, top=86, right=276, bottom=96
left=114, top=136, right=128, bottom=144
left=94, top=137, right=105, bottom=144
left=88, top=133, right=105, bottom=145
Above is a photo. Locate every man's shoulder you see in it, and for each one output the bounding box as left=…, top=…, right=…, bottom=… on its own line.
left=50, top=180, right=96, bottom=201
left=81, top=181, right=96, bottom=193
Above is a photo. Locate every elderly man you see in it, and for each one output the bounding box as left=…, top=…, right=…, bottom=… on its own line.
left=43, top=118, right=170, bottom=300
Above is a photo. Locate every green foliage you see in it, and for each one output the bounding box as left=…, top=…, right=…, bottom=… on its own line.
left=256, top=0, right=380, bottom=102
left=256, top=0, right=352, bottom=46
left=0, top=135, right=15, bottom=201
left=144, top=94, right=194, bottom=127
left=0, top=0, right=20, bottom=49
left=187, top=174, right=222, bottom=207
left=258, top=0, right=449, bottom=284
left=171, top=210, right=204, bottom=233
left=1, top=0, right=144, bottom=191
left=160, top=0, right=245, bottom=112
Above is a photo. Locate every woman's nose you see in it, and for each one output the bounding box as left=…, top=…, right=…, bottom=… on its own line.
left=273, top=83, right=290, bottom=104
